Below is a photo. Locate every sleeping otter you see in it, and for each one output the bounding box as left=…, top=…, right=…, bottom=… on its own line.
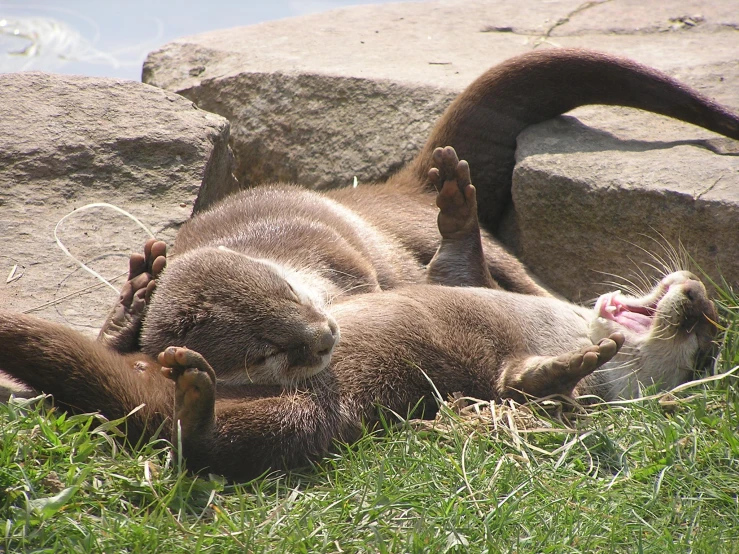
left=0, top=147, right=718, bottom=481
left=98, top=49, right=738, bottom=385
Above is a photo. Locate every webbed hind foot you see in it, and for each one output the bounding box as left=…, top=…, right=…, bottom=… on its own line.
left=500, top=333, right=625, bottom=403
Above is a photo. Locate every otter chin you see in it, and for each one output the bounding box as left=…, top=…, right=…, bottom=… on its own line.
left=588, top=271, right=718, bottom=399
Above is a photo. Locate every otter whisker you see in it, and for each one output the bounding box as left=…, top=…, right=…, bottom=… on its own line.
left=325, top=282, right=378, bottom=304
left=609, top=349, right=639, bottom=358
left=641, top=231, right=688, bottom=274
left=593, top=367, right=638, bottom=378
left=618, top=237, right=665, bottom=281
left=336, top=282, right=378, bottom=295
left=596, top=277, right=644, bottom=298
left=623, top=253, right=657, bottom=293
left=640, top=260, right=675, bottom=282
left=316, top=267, right=362, bottom=280
left=593, top=359, right=640, bottom=374
left=645, top=247, right=675, bottom=278
left=592, top=268, right=649, bottom=298
left=596, top=367, right=641, bottom=387
left=650, top=328, right=680, bottom=342
left=629, top=237, right=676, bottom=278
left=243, top=355, right=255, bottom=384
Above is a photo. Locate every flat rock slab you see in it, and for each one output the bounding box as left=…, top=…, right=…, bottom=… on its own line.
left=143, top=0, right=739, bottom=298
left=0, top=72, right=237, bottom=336
left=143, top=0, right=586, bottom=189
left=514, top=112, right=739, bottom=301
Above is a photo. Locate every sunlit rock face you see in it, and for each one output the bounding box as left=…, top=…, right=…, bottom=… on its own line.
left=0, top=72, right=236, bottom=333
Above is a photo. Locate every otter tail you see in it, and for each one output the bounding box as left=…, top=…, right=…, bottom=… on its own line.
left=395, top=48, right=739, bottom=232
left=0, top=311, right=172, bottom=443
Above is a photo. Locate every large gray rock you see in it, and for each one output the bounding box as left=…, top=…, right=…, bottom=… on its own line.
left=514, top=109, right=739, bottom=301
left=0, top=72, right=237, bottom=335
left=142, top=0, right=586, bottom=189
left=143, top=0, right=739, bottom=298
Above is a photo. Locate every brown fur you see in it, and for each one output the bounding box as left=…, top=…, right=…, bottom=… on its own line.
left=0, top=151, right=719, bottom=479
left=0, top=269, right=717, bottom=481
left=138, top=49, right=739, bottom=384
left=0, top=49, right=735, bottom=481
left=392, top=48, right=739, bottom=232
left=142, top=246, right=340, bottom=386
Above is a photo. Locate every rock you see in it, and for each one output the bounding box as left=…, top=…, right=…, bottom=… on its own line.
left=513, top=109, right=739, bottom=301
left=546, top=0, right=739, bottom=36
left=142, top=0, right=585, bottom=189
left=142, top=0, right=739, bottom=298
left=0, top=72, right=237, bottom=335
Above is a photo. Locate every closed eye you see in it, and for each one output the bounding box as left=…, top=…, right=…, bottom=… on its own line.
left=285, top=283, right=301, bottom=304
left=255, top=341, right=280, bottom=364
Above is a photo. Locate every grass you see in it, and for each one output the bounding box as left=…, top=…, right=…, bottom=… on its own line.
left=1, top=286, right=738, bottom=553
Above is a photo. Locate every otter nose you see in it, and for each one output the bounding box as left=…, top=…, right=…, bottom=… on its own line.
left=680, top=280, right=706, bottom=303
left=315, top=319, right=340, bottom=355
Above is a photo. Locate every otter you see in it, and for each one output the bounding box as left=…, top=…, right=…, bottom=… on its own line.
left=108, top=49, right=738, bottom=386
left=131, top=147, right=514, bottom=385
left=0, top=148, right=718, bottom=481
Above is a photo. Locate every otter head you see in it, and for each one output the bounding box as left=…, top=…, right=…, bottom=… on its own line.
left=141, top=247, right=340, bottom=387
left=588, top=271, right=718, bottom=399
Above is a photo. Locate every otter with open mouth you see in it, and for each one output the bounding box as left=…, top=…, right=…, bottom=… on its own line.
left=88, top=48, right=738, bottom=392
left=0, top=147, right=719, bottom=481
left=588, top=272, right=718, bottom=399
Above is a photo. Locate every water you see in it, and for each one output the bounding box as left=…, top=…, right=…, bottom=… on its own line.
left=0, top=0, right=403, bottom=81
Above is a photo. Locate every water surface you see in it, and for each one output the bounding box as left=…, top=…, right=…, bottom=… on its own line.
left=0, top=1, right=403, bottom=80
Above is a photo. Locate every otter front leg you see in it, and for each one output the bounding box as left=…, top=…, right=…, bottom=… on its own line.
left=98, top=239, right=167, bottom=353
left=161, top=346, right=339, bottom=480
left=498, top=333, right=625, bottom=403
left=159, top=347, right=217, bottom=454
left=426, top=146, right=499, bottom=289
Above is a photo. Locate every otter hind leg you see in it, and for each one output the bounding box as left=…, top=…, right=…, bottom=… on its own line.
left=98, top=239, right=167, bottom=353
left=426, top=146, right=499, bottom=289
left=500, top=333, right=625, bottom=402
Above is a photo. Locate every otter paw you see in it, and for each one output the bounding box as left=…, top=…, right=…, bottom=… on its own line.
left=505, top=333, right=625, bottom=401
left=428, top=146, right=478, bottom=240
left=545, top=333, right=625, bottom=389
left=97, top=239, right=167, bottom=353
left=160, top=347, right=217, bottom=437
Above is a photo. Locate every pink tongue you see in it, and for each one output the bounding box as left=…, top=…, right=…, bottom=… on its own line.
left=596, top=292, right=652, bottom=334
left=615, top=311, right=652, bottom=333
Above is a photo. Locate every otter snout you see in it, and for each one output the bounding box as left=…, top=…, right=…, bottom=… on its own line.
left=316, top=318, right=340, bottom=355
left=675, top=279, right=718, bottom=348
left=286, top=317, right=341, bottom=370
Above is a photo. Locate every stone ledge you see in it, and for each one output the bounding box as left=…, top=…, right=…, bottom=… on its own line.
left=0, top=72, right=237, bottom=334
left=514, top=113, right=739, bottom=301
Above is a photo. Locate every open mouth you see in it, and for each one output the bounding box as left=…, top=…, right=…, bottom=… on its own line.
left=595, top=291, right=657, bottom=334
